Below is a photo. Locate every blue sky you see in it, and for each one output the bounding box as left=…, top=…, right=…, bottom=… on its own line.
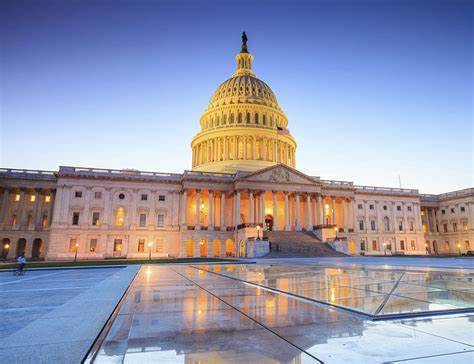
left=1, top=0, right=472, bottom=193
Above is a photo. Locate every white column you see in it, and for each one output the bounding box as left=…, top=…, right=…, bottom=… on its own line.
left=208, top=191, right=214, bottom=230
left=468, top=202, right=474, bottom=230
left=243, top=136, right=247, bottom=160
left=431, top=208, right=437, bottom=233
left=82, top=187, right=91, bottom=227
left=220, top=192, right=226, bottom=231
left=224, top=138, right=228, bottom=160
left=252, top=137, right=256, bottom=160
left=295, top=193, right=301, bottom=230
left=60, top=186, right=71, bottom=224
left=322, top=195, right=327, bottom=225
left=235, top=190, right=241, bottom=227
left=306, top=193, right=312, bottom=231
left=342, top=198, right=346, bottom=231
left=402, top=202, right=407, bottom=233
left=331, top=196, right=337, bottom=227
left=256, top=192, right=261, bottom=224
left=32, top=189, right=40, bottom=227
left=0, top=189, right=9, bottom=225
left=375, top=201, right=380, bottom=232
left=284, top=191, right=290, bottom=231
left=317, top=194, right=323, bottom=226
left=261, top=192, right=266, bottom=230
left=249, top=190, right=254, bottom=225
left=46, top=190, right=54, bottom=227
left=102, top=188, right=111, bottom=226
left=181, top=189, right=187, bottom=227
left=272, top=190, right=278, bottom=230
left=424, top=207, right=431, bottom=232
left=195, top=189, right=201, bottom=230
left=311, top=194, right=316, bottom=225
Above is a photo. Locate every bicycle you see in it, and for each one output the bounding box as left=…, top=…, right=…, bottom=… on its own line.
left=13, top=264, right=26, bottom=276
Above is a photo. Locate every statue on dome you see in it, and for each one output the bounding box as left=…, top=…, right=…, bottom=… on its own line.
left=241, top=31, right=248, bottom=53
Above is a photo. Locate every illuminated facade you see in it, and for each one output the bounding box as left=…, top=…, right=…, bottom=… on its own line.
left=0, top=35, right=473, bottom=260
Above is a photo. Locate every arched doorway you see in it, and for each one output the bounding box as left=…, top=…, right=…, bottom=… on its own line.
left=199, top=239, right=208, bottom=257
left=16, top=239, right=26, bottom=257
left=186, top=238, right=194, bottom=257
left=2, top=238, right=10, bottom=260
left=213, top=239, right=220, bottom=257
left=32, top=239, right=43, bottom=259
left=239, top=240, right=245, bottom=258
left=265, top=214, right=273, bottom=231
left=225, top=239, right=235, bottom=257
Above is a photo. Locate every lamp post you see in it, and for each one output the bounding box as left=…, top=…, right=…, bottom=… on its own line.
left=74, top=243, right=79, bottom=262
left=457, top=243, right=461, bottom=256
left=256, top=225, right=260, bottom=240
left=149, top=242, right=153, bottom=262
left=334, top=227, right=338, bottom=240
left=383, top=243, right=387, bottom=256
left=3, top=244, right=9, bottom=263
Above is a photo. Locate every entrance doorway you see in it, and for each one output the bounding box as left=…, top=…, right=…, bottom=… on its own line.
left=239, top=240, right=245, bottom=258
left=32, top=239, right=43, bottom=259
left=265, top=214, right=273, bottom=231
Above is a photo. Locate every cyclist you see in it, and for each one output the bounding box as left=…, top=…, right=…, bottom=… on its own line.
left=16, top=253, right=26, bottom=275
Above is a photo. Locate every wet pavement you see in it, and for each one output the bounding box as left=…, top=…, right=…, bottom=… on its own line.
left=91, top=263, right=474, bottom=363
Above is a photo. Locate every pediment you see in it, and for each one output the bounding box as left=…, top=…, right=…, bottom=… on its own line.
left=235, top=164, right=318, bottom=186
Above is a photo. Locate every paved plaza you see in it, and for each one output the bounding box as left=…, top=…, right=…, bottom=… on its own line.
left=0, top=258, right=472, bottom=363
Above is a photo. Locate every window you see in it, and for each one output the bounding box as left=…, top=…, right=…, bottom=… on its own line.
left=465, top=240, right=470, bottom=251
left=157, top=214, right=165, bottom=227
left=69, top=239, right=77, bottom=253
left=360, top=241, right=366, bottom=251
left=15, top=194, right=20, bottom=202
left=383, top=205, right=387, bottom=210
left=116, top=207, right=124, bottom=226
left=372, top=240, right=377, bottom=251
left=411, top=240, right=416, bottom=250
left=155, top=238, right=163, bottom=253
left=400, top=240, right=405, bottom=250
left=262, top=114, right=266, bottom=125
left=72, top=212, right=80, bottom=225
left=114, top=239, right=122, bottom=252
left=27, top=214, right=32, bottom=226
left=444, top=241, right=450, bottom=252
left=158, top=195, right=165, bottom=201
left=398, top=221, right=403, bottom=231
left=119, top=193, right=125, bottom=200
left=42, top=212, right=48, bottom=226
left=461, top=206, right=465, bottom=212
left=370, top=220, right=376, bottom=231
left=30, top=195, right=35, bottom=202
left=407, top=206, right=412, bottom=212
left=45, top=195, right=51, bottom=202
left=397, top=206, right=401, bottom=211
left=357, top=204, right=363, bottom=210
left=92, top=212, right=100, bottom=226
left=443, top=223, right=448, bottom=233
left=89, top=239, right=97, bottom=252
left=139, top=213, right=146, bottom=227
left=359, top=220, right=364, bottom=231
left=75, top=191, right=82, bottom=198
left=410, top=221, right=414, bottom=231
left=138, top=239, right=145, bottom=252
left=453, top=222, right=457, bottom=232
left=369, top=204, right=374, bottom=210
left=94, top=192, right=102, bottom=199
left=383, top=217, right=390, bottom=231
left=141, top=194, right=148, bottom=201
left=12, top=214, right=17, bottom=225
left=441, top=209, right=445, bottom=214
left=463, top=221, right=468, bottom=231
left=450, top=208, right=455, bottom=213
left=255, top=113, right=259, bottom=124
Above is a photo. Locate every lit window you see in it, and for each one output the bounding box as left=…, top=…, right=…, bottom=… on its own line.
left=42, top=213, right=48, bottom=226
left=157, top=214, right=164, bottom=227
left=114, top=239, right=122, bottom=252
left=45, top=195, right=51, bottom=202
left=90, top=239, right=97, bottom=252
left=69, top=239, right=77, bottom=253
left=138, top=239, right=145, bottom=252
left=12, top=214, right=17, bottom=225
left=116, top=207, right=124, bottom=226
left=463, top=221, right=468, bottom=231
left=422, top=224, right=427, bottom=232
left=30, top=195, right=35, bottom=202
left=400, top=240, right=405, bottom=250
left=92, top=212, right=100, bottom=226
left=15, top=194, right=20, bottom=202
left=27, top=214, right=32, bottom=226
left=411, top=240, right=416, bottom=250
left=72, top=212, right=80, bottom=225
left=372, top=240, right=377, bottom=251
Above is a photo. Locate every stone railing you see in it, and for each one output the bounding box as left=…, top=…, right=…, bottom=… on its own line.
left=355, top=185, right=419, bottom=195
left=0, top=168, right=57, bottom=180
left=183, top=170, right=235, bottom=180
left=59, top=166, right=182, bottom=181
left=421, top=188, right=474, bottom=201
left=320, top=179, right=354, bottom=187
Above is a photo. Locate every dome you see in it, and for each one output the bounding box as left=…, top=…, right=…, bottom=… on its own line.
left=191, top=33, right=297, bottom=173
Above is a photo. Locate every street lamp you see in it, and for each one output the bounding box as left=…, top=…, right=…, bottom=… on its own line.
left=256, top=225, right=261, bottom=240
left=148, top=242, right=153, bottom=262
left=3, top=244, right=9, bottom=263
left=457, top=243, right=461, bottom=256
left=334, top=227, right=338, bottom=240
left=74, top=243, right=79, bottom=262
left=383, top=243, right=387, bottom=256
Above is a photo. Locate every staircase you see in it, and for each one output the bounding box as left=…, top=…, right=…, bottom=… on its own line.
left=262, top=231, right=346, bottom=258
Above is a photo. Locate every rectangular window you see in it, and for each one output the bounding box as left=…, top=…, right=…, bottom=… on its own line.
left=383, top=205, right=387, bottom=210
left=139, top=214, right=146, bottom=227
left=411, top=240, right=416, bottom=250
left=92, top=212, right=100, bottom=226
left=461, top=206, right=465, bottom=212
left=15, top=194, right=20, bottom=202
left=360, top=241, right=366, bottom=251
left=398, top=221, right=403, bottom=231
left=359, top=220, right=364, bottom=231
left=157, top=214, right=164, bottom=227
left=158, top=195, right=166, bottom=201
left=453, top=223, right=457, bottom=232
left=450, top=208, right=455, bottom=213
left=89, top=239, right=97, bottom=252
left=407, top=206, right=412, bottom=212
left=400, top=240, right=405, bottom=250
left=45, top=195, right=51, bottom=202
left=369, top=204, right=374, bottom=210
left=372, top=240, right=377, bottom=251
left=397, top=206, right=401, bottom=211
left=141, top=194, right=148, bottom=201
left=410, top=221, right=414, bottom=231
left=138, top=239, right=145, bottom=252
left=72, top=212, right=80, bottom=225
left=42, top=213, right=48, bottom=226
left=443, top=223, right=448, bottom=233
left=370, top=220, right=376, bottom=231
left=441, top=209, right=445, bottom=214
left=463, top=221, right=468, bottom=231
left=94, top=192, right=102, bottom=199
left=27, top=214, right=32, bottom=226
left=75, top=191, right=82, bottom=198
left=357, top=204, right=363, bottom=210
left=12, top=214, right=17, bottom=225
left=69, top=239, right=77, bottom=253
left=114, top=239, right=122, bottom=252
left=445, top=241, right=450, bottom=252
left=30, top=195, right=35, bottom=202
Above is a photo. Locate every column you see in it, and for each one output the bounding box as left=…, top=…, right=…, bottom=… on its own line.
left=331, top=196, right=337, bottom=227
left=130, top=189, right=138, bottom=227
left=306, top=193, right=312, bottom=231
left=18, top=190, right=26, bottom=226
left=46, top=190, right=54, bottom=227
left=256, top=192, right=261, bottom=224
left=431, top=208, right=437, bottom=233
left=102, top=188, right=111, bottom=226
left=317, top=194, right=323, bottom=226
left=322, top=195, right=327, bottom=225
left=235, top=190, right=241, bottom=228
left=220, top=191, right=226, bottom=231
left=272, top=190, right=278, bottom=230
left=349, top=198, right=355, bottom=230
left=249, top=190, right=254, bottom=225
left=424, top=208, right=431, bottom=232
left=295, top=193, right=301, bottom=230
left=181, top=189, right=187, bottom=227
left=375, top=201, right=380, bottom=232
left=243, top=136, right=247, bottom=160
left=195, top=189, right=201, bottom=230
left=233, top=136, right=238, bottom=160
left=82, top=187, right=91, bottom=226
left=284, top=191, right=290, bottom=231
left=261, top=192, right=266, bottom=230
left=252, top=137, right=256, bottom=160
left=0, top=189, right=9, bottom=225
left=342, top=198, right=346, bottom=231
left=363, top=200, right=368, bottom=232
left=468, top=202, right=474, bottom=230
left=311, top=194, right=316, bottom=225
left=208, top=191, right=214, bottom=230
left=32, top=189, right=40, bottom=227
left=224, top=137, right=228, bottom=160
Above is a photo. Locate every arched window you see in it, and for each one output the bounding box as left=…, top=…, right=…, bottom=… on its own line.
left=238, top=139, right=243, bottom=159
left=230, top=113, right=234, bottom=124
left=262, top=114, right=266, bottom=125
left=116, top=207, right=125, bottom=226
left=216, top=116, right=220, bottom=126
left=383, top=216, right=390, bottom=231
left=255, top=113, right=259, bottom=124
left=223, top=114, right=227, bottom=125
left=246, top=113, right=250, bottom=123
left=238, top=113, right=242, bottom=123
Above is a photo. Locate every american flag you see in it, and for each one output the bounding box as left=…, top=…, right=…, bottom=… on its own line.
left=277, top=127, right=289, bottom=135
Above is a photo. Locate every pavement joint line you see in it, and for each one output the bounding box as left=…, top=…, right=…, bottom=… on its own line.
left=382, top=349, right=474, bottom=363
left=374, top=272, right=406, bottom=316
left=173, top=266, right=325, bottom=364
left=0, top=270, right=68, bottom=286
left=1, top=286, right=94, bottom=293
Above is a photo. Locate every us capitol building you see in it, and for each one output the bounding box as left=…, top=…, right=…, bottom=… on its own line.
left=1, top=35, right=473, bottom=260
